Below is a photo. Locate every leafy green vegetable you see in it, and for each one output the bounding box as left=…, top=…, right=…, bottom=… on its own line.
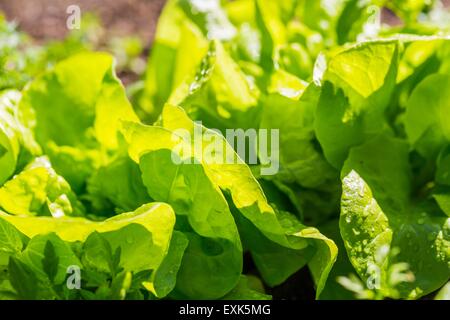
left=86, top=155, right=151, bottom=215
left=140, top=0, right=209, bottom=123
left=317, top=219, right=356, bottom=300
left=19, top=52, right=139, bottom=192
left=0, top=156, right=85, bottom=217
left=0, top=218, right=28, bottom=255
left=260, top=85, right=337, bottom=189
left=122, top=104, right=337, bottom=298
left=222, top=275, right=272, bottom=300
left=315, top=40, right=399, bottom=168
left=0, top=0, right=449, bottom=301
left=0, top=203, right=183, bottom=299
left=170, top=41, right=260, bottom=130
left=405, top=73, right=450, bottom=158
left=435, top=282, right=450, bottom=300
left=340, top=135, right=449, bottom=299
left=0, top=90, right=40, bottom=185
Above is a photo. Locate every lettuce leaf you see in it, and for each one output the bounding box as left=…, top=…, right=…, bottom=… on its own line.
left=316, top=40, right=399, bottom=169
left=405, top=73, right=450, bottom=158
left=19, top=52, right=138, bottom=192
left=0, top=90, right=40, bottom=186
left=340, top=135, right=450, bottom=299
left=0, top=156, right=85, bottom=217
left=122, top=103, right=337, bottom=298
left=0, top=203, right=181, bottom=299
left=170, top=41, right=260, bottom=130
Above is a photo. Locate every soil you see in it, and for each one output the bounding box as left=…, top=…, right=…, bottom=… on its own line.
left=1, top=0, right=449, bottom=48
left=0, top=0, right=167, bottom=48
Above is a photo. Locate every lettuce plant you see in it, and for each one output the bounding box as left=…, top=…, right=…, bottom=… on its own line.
left=0, top=0, right=449, bottom=300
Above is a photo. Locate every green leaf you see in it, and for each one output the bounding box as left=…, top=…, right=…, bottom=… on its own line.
left=122, top=104, right=337, bottom=298
left=86, top=155, right=151, bottom=215
left=0, top=218, right=28, bottom=254
left=229, top=23, right=261, bottom=64
left=275, top=44, right=313, bottom=80
left=0, top=90, right=40, bottom=186
left=433, top=191, right=450, bottom=218
left=8, top=256, right=39, bottom=300
left=435, top=282, right=450, bottom=300
left=42, top=240, right=59, bottom=283
left=123, top=105, right=286, bottom=247
left=147, top=231, right=188, bottom=298
left=82, top=231, right=115, bottom=274
left=404, top=73, right=450, bottom=159
left=169, top=41, right=260, bottom=130
left=296, top=0, right=346, bottom=41
left=385, top=0, right=432, bottom=24
left=0, top=156, right=85, bottom=217
left=110, top=271, right=132, bottom=300
left=85, top=223, right=164, bottom=276
left=130, top=269, right=152, bottom=290
left=222, top=275, right=272, bottom=300
left=0, top=203, right=175, bottom=277
left=341, top=135, right=450, bottom=299
left=396, top=38, right=445, bottom=84
left=315, top=40, right=399, bottom=168
left=178, top=0, right=236, bottom=41
left=336, top=0, right=378, bottom=45
left=137, top=149, right=243, bottom=299
left=260, top=84, right=338, bottom=189
left=141, top=0, right=209, bottom=122
left=435, top=146, right=450, bottom=187
left=255, top=0, right=287, bottom=69
left=234, top=207, right=337, bottom=298
left=19, top=52, right=138, bottom=191
left=318, top=219, right=357, bottom=300
left=3, top=0, right=449, bottom=301
left=18, top=233, right=80, bottom=285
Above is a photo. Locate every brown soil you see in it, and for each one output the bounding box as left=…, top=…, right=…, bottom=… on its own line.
left=1, top=0, right=449, bottom=47
left=0, top=0, right=167, bottom=47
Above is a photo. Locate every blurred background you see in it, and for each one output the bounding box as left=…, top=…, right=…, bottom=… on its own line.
left=1, top=0, right=450, bottom=42
left=0, top=0, right=167, bottom=87
left=0, top=0, right=166, bottom=43
left=0, top=0, right=449, bottom=89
